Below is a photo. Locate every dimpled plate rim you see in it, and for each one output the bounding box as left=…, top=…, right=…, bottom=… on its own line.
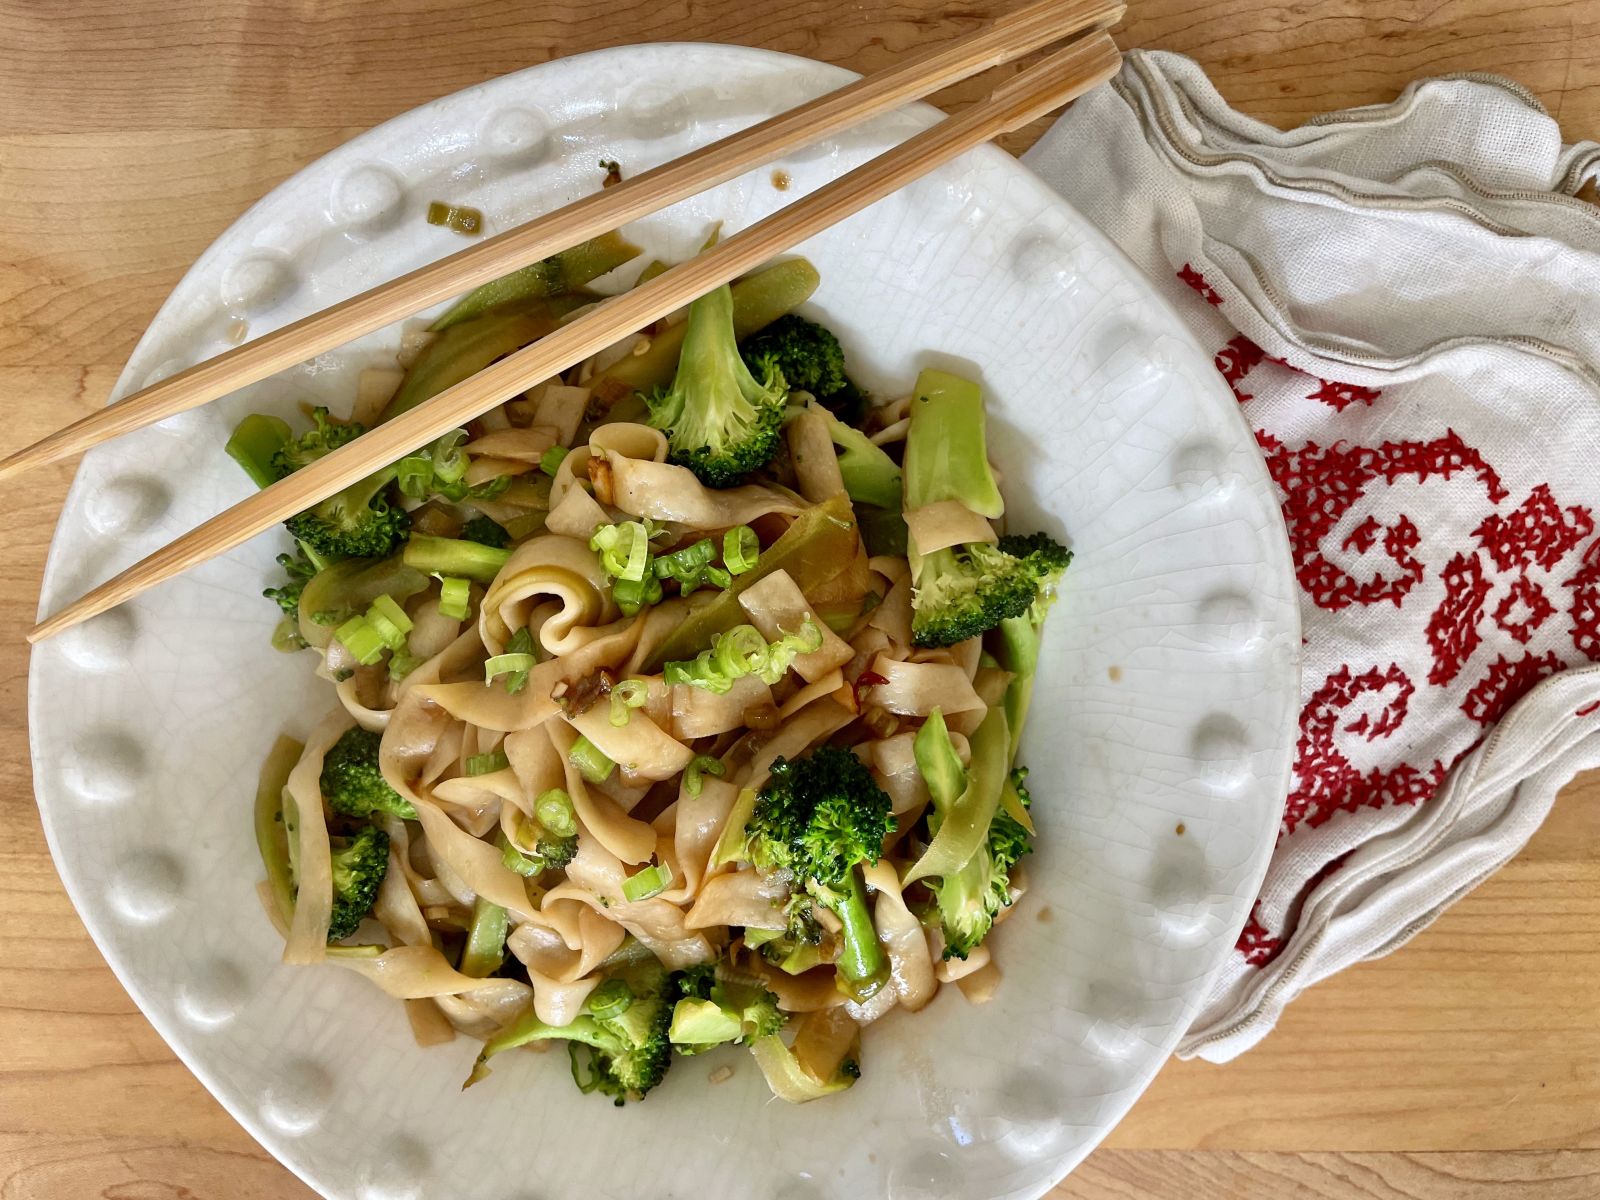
left=29, top=42, right=1299, bottom=1200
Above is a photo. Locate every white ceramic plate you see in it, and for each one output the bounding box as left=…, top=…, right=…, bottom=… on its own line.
left=30, top=43, right=1298, bottom=1200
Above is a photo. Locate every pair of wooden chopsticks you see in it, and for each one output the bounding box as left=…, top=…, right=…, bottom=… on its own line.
left=24, top=1, right=1123, bottom=642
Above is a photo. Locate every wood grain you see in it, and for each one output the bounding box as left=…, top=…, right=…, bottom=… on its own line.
left=3, top=2, right=1598, bottom=1197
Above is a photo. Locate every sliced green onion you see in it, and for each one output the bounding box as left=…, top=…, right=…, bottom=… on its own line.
left=568, top=736, right=614, bottom=784
left=654, top=538, right=717, bottom=581
left=484, top=652, right=536, bottom=687
left=663, top=649, right=733, bottom=694
left=609, top=678, right=649, bottom=727
left=368, top=593, right=414, bottom=636
left=395, top=453, right=433, bottom=499
left=715, top=624, right=769, bottom=680
left=540, top=445, right=570, bottom=477
left=590, top=521, right=655, bottom=581
left=388, top=650, right=422, bottom=681
left=586, top=978, right=633, bottom=1019
left=723, top=525, right=759, bottom=575
left=431, top=429, right=470, bottom=485
left=536, top=787, right=577, bottom=837
left=437, top=576, right=471, bottom=620
left=703, top=566, right=732, bottom=590
left=466, top=749, right=510, bottom=776
left=498, top=828, right=543, bottom=877
left=684, top=754, right=726, bottom=798
left=622, top=861, right=673, bottom=902
left=760, top=618, right=824, bottom=683
left=335, top=615, right=387, bottom=666
left=611, top=573, right=663, bottom=615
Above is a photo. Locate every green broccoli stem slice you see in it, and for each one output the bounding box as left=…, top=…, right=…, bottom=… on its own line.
left=458, top=895, right=509, bottom=978
left=402, top=533, right=512, bottom=584
left=902, top=368, right=1005, bottom=518
left=810, top=867, right=887, bottom=1001
left=226, top=413, right=293, bottom=488
left=997, top=613, right=1041, bottom=760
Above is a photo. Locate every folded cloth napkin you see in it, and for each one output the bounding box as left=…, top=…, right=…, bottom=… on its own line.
left=1023, top=50, right=1600, bottom=1061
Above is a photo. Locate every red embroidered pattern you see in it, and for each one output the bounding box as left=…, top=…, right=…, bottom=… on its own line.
left=1215, top=334, right=1266, bottom=402
left=1461, top=650, right=1563, bottom=726
left=1427, top=552, right=1490, bottom=686
left=1236, top=902, right=1282, bottom=967
left=1281, top=664, right=1447, bottom=837
left=1474, top=484, right=1593, bottom=573
left=1177, top=263, right=1223, bottom=306
left=1566, top=539, right=1600, bottom=661
left=1260, top=431, right=1504, bottom=611
left=1308, top=378, right=1383, bottom=412
left=1493, top=575, right=1556, bottom=644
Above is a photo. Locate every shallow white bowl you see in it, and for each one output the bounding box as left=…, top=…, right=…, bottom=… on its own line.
left=30, top=42, right=1298, bottom=1200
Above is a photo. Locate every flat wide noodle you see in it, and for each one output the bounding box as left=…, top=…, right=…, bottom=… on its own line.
left=283, top=711, right=356, bottom=964
left=862, top=860, right=937, bottom=1012
left=867, top=654, right=985, bottom=716
left=333, top=945, right=512, bottom=998
left=684, top=867, right=790, bottom=930
left=549, top=722, right=658, bottom=864
left=786, top=410, right=846, bottom=503
left=545, top=483, right=611, bottom=539
left=410, top=792, right=537, bottom=919
left=606, top=451, right=804, bottom=528
left=565, top=702, right=693, bottom=783
left=738, top=570, right=854, bottom=682
left=904, top=500, right=998, bottom=556
left=672, top=673, right=773, bottom=739
left=479, top=534, right=611, bottom=656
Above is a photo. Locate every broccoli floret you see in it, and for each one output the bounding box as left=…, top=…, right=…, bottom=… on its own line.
left=319, top=726, right=417, bottom=820
left=935, top=766, right=1034, bottom=959
left=326, top=824, right=389, bottom=942
left=535, top=832, right=577, bottom=870
left=461, top=514, right=511, bottom=549
left=992, top=532, right=1071, bottom=754
left=740, top=314, right=864, bottom=421
left=741, top=747, right=894, bottom=1001
left=283, top=465, right=410, bottom=560
left=669, top=961, right=786, bottom=1054
left=645, top=282, right=788, bottom=486
left=910, top=543, right=1040, bottom=648
left=806, top=400, right=903, bottom=512
left=272, top=407, right=365, bottom=478
left=263, top=549, right=318, bottom=618
left=902, top=368, right=1044, bottom=647
left=467, top=942, right=674, bottom=1103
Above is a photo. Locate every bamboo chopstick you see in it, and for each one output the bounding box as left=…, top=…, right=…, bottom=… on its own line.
left=30, top=30, right=1121, bottom=643
left=0, top=0, right=1123, bottom=485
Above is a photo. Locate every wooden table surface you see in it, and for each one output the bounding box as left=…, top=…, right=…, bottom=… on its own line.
left=4, top=2, right=1599, bottom=1197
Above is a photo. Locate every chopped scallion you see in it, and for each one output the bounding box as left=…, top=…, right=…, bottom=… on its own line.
left=437, top=576, right=471, bottom=620
left=608, top=678, right=649, bottom=727
left=335, top=615, right=387, bottom=666
left=684, top=754, right=726, bottom=798
left=466, top=749, right=510, bottom=776
left=724, top=525, right=759, bottom=574
left=622, top=861, right=673, bottom=902
left=536, top=788, right=577, bottom=837
left=540, top=445, right=570, bottom=477
left=568, top=736, right=614, bottom=784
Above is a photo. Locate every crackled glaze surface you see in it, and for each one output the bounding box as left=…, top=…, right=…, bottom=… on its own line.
left=29, top=43, right=1298, bottom=1200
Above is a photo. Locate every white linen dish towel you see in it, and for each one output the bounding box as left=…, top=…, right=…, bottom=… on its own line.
left=1024, top=50, right=1600, bottom=1061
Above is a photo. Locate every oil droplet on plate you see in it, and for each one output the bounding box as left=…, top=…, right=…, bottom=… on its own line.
left=1036, top=904, right=1054, bottom=923
left=771, top=169, right=791, bottom=191
left=1108, top=665, right=1122, bottom=682
left=1175, top=822, right=1187, bottom=836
